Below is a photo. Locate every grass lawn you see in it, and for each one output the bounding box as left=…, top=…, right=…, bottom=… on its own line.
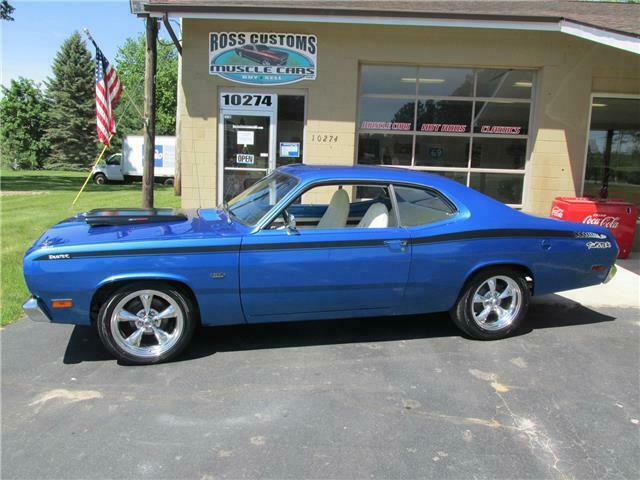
left=0, top=169, right=180, bottom=326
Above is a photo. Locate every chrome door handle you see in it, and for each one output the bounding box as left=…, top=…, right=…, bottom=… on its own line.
left=384, top=240, right=408, bottom=251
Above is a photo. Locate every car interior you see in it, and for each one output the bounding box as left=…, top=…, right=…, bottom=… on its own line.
left=269, top=183, right=455, bottom=230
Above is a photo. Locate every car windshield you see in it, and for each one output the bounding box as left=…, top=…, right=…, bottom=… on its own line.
left=256, top=45, right=269, bottom=51
left=225, top=172, right=299, bottom=226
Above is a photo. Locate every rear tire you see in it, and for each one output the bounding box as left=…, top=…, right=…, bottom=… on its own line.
left=96, top=281, right=196, bottom=365
left=450, top=267, right=530, bottom=340
left=163, top=177, right=174, bottom=186
left=94, top=173, right=107, bottom=185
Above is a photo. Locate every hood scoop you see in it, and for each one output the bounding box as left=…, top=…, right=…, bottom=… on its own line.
left=83, top=208, right=187, bottom=227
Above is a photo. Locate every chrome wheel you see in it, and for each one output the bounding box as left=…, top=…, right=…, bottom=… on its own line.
left=471, top=275, right=522, bottom=331
left=110, top=289, right=184, bottom=359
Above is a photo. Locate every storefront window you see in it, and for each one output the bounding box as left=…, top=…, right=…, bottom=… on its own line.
left=358, top=133, right=412, bottom=166
left=476, top=69, right=533, bottom=99
left=276, top=95, right=305, bottom=166
left=360, top=65, right=418, bottom=96
left=583, top=97, right=640, bottom=208
left=417, top=67, right=474, bottom=97
left=358, top=97, right=415, bottom=131
left=473, top=101, right=530, bottom=135
left=417, top=100, right=472, bottom=132
left=415, top=136, right=469, bottom=168
left=470, top=173, right=524, bottom=204
left=356, top=65, right=534, bottom=205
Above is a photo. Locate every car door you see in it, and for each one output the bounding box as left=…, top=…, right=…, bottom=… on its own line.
left=104, top=154, right=124, bottom=181
left=239, top=184, right=412, bottom=322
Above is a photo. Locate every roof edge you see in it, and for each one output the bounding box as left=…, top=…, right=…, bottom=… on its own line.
left=133, top=3, right=640, bottom=53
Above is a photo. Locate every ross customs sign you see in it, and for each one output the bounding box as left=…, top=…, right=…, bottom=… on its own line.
left=209, top=32, right=317, bottom=86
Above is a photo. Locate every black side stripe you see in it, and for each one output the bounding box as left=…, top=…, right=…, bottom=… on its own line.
left=411, top=228, right=574, bottom=245
left=35, top=244, right=238, bottom=260
left=34, top=229, right=575, bottom=260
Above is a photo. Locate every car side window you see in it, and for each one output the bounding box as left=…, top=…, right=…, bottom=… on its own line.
left=268, top=183, right=399, bottom=230
left=106, top=154, right=121, bottom=166
left=392, top=185, right=455, bottom=227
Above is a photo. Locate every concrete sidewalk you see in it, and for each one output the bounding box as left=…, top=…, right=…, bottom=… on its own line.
left=558, top=254, right=640, bottom=309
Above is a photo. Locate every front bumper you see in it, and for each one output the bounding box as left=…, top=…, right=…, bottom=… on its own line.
left=22, top=296, right=52, bottom=323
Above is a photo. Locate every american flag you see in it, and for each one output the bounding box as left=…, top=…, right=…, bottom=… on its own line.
left=94, top=45, right=122, bottom=146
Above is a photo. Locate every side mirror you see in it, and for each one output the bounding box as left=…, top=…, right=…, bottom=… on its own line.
left=282, top=210, right=299, bottom=235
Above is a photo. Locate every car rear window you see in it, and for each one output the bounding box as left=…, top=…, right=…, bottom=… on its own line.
left=393, top=185, right=455, bottom=226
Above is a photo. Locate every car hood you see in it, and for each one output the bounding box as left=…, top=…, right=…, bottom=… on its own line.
left=25, top=208, right=249, bottom=257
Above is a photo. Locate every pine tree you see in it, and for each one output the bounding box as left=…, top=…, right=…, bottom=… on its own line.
left=44, top=32, right=96, bottom=168
left=0, top=78, right=49, bottom=169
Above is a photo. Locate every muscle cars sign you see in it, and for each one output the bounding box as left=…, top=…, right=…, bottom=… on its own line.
left=209, top=32, right=317, bottom=85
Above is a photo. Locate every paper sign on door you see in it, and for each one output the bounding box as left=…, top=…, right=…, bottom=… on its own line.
left=237, top=130, right=254, bottom=145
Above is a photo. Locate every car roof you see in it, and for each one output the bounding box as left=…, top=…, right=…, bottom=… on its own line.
left=279, top=164, right=463, bottom=191
left=276, top=163, right=519, bottom=217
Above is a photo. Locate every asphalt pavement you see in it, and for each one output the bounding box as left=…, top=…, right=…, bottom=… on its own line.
left=2, top=294, right=639, bottom=479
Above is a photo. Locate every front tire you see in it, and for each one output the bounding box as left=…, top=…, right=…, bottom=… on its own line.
left=450, top=267, right=530, bottom=340
left=94, top=173, right=107, bottom=185
left=96, top=281, right=196, bottom=365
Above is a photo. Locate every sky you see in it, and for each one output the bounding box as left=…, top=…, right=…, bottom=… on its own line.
left=1, top=0, right=174, bottom=88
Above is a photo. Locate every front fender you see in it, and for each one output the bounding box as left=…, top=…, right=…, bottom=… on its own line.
left=96, top=272, right=194, bottom=290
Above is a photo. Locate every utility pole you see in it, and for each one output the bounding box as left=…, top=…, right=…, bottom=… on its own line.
left=174, top=46, right=183, bottom=196
left=142, top=16, right=158, bottom=209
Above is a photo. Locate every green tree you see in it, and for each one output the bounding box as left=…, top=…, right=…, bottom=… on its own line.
left=44, top=32, right=96, bottom=168
left=0, top=78, right=49, bottom=169
left=1, top=1, right=14, bottom=21
left=111, top=33, right=178, bottom=151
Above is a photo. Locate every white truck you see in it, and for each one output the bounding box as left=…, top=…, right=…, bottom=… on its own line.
left=93, top=135, right=176, bottom=185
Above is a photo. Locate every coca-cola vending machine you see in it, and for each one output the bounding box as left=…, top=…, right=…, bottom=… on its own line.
left=550, top=197, right=637, bottom=259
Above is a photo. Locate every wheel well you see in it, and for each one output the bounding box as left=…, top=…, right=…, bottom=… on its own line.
left=464, top=264, right=534, bottom=295
left=90, top=279, right=201, bottom=325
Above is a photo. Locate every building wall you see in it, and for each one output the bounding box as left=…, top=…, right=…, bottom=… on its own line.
left=178, top=19, right=640, bottom=214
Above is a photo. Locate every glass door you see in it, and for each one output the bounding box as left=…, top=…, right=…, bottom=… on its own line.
left=220, top=111, right=275, bottom=202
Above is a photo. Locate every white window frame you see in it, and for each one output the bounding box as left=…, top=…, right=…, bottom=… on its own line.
left=354, top=64, right=538, bottom=208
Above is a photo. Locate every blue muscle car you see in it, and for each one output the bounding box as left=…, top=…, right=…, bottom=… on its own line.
left=23, top=165, right=618, bottom=364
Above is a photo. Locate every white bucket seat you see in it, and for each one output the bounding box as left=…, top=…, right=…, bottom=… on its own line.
left=357, top=203, right=389, bottom=228
left=317, top=188, right=350, bottom=229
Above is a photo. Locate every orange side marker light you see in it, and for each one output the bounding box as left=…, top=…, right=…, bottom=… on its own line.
left=52, top=299, right=73, bottom=308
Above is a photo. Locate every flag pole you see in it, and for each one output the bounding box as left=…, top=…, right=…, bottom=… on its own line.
left=72, top=30, right=146, bottom=207
left=71, top=136, right=112, bottom=206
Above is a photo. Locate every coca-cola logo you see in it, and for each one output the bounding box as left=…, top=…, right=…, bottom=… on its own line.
left=551, top=206, right=564, bottom=218
left=582, top=214, right=620, bottom=229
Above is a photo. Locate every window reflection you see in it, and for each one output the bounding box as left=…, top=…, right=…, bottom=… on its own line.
left=417, top=67, right=474, bottom=97
left=473, top=102, right=530, bottom=135
left=584, top=97, right=640, bottom=207
left=417, top=100, right=472, bottom=133
left=358, top=134, right=412, bottom=166
left=471, top=138, right=526, bottom=169
left=358, top=97, right=414, bottom=131
left=360, top=65, right=417, bottom=96
left=415, top=136, right=469, bottom=168
left=470, top=173, right=524, bottom=204
left=476, top=69, right=533, bottom=99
